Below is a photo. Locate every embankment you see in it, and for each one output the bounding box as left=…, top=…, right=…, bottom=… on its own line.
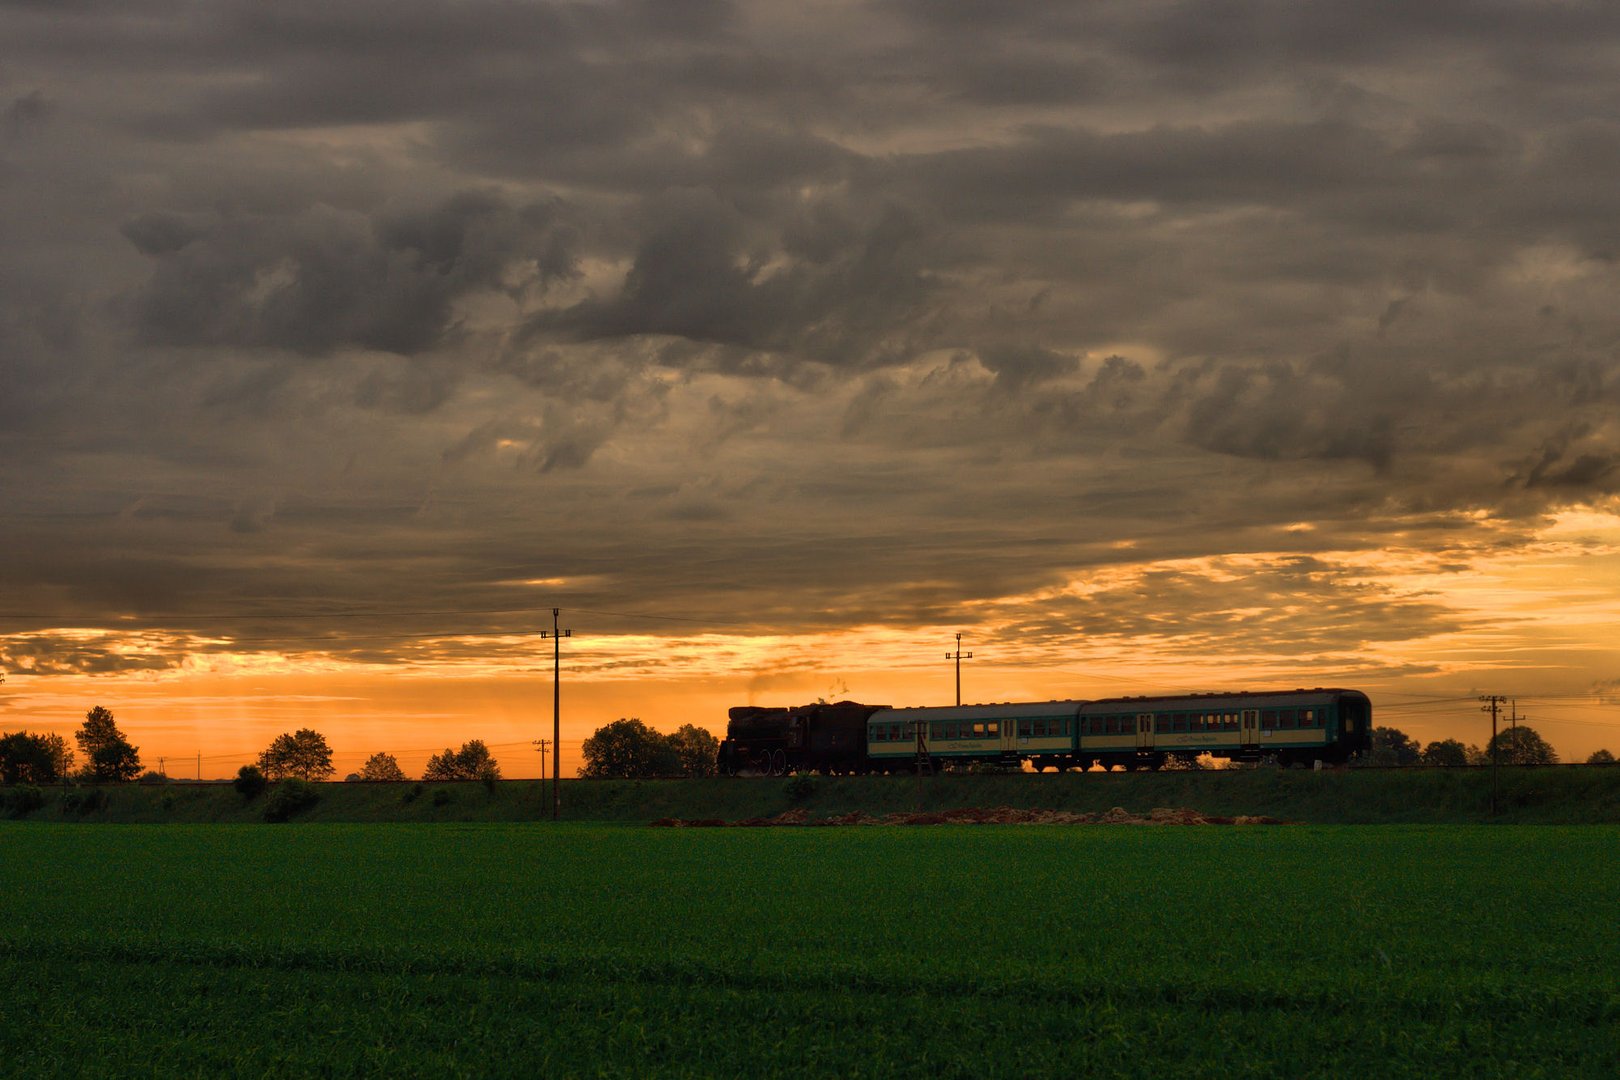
left=6, top=765, right=1619, bottom=824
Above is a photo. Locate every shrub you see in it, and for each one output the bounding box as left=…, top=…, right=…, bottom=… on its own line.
left=60, top=788, right=108, bottom=816
left=263, top=778, right=320, bottom=822
left=431, top=788, right=452, bottom=807
left=401, top=782, right=425, bottom=804
left=1, top=785, right=45, bottom=818
left=234, top=765, right=268, bottom=800
left=137, top=770, right=168, bottom=785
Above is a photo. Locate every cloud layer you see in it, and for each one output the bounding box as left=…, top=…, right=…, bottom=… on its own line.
left=3, top=1, right=1619, bottom=709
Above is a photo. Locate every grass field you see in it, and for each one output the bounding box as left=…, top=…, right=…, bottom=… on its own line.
left=4, top=823, right=1618, bottom=1077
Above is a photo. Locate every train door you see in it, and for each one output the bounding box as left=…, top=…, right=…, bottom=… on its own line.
left=1000, top=717, right=1017, bottom=758
left=1136, top=712, right=1154, bottom=751
left=1240, top=709, right=1260, bottom=749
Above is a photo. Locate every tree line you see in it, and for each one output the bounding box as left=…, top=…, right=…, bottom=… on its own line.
left=0, top=706, right=144, bottom=785
left=1371, top=725, right=1613, bottom=766
left=0, top=707, right=726, bottom=787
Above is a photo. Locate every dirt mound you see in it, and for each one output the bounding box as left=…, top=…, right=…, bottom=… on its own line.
left=650, top=806, right=1289, bottom=827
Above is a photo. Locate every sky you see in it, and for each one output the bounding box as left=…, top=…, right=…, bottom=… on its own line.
left=4, top=1, right=1620, bottom=778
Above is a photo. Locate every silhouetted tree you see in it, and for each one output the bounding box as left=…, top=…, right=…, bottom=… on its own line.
left=579, top=718, right=679, bottom=779
left=257, top=728, right=336, bottom=781
left=0, top=731, right=75, bottom=785
left=1369, top=726, right=1421, bottom=766
left=1421, top=738, right=1470, bottom=768
left=233, top=765, right=267, bottom=798
left=667, top=724, right=720, bottom=777
left=75, top=706, right=142, bottom=782
left=356, top=752, right=408, bottom=781
left=1485, top=726, right=1558, bottom=766
left=422, top=740, right=501, bottom=781
left=1587, top=749, right=1616, bottom=765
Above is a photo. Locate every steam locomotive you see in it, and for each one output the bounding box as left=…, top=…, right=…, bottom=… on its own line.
left=717, top=689, right=1371, bottom=774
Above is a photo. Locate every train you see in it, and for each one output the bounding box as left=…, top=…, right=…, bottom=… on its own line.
left=716, top=688, right=1372, bottom=775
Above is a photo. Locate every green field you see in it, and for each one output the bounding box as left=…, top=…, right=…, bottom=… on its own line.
left=3, top=823, right=1617, bottom=1077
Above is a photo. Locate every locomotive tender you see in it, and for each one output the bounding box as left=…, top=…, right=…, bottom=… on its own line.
left=718, top=688, right=1371, bottom=775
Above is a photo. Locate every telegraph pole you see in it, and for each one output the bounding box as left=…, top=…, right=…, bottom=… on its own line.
left=541, top=609, right=571, bottom=821
left=1481, top=695, right=1506, bottom=816
left=946, top=633, right=973, bottom=706
left=531, top=738, right=550, bottom=806
left=1508, top=699, right=1520, bottom=765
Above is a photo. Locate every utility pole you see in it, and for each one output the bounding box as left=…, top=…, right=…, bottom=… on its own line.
left=1481, top=695, right=1506, bottom=816
left=197, top=753, right=201, bottom=782
left=531, top=738, right=550, bottom=807
left=946, top=632, right=973, bottom=706
left=541, top=609, right=571, bottom=821
left=1508, top=699, right=1520, bottom=765
left=912, top=717, right=930, bottom=811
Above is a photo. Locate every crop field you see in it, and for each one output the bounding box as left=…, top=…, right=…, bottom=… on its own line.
left=3, top=823, right=1617, bottom=1078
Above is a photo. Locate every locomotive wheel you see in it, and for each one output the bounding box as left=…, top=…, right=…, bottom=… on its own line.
left=771, top=749, right=787, bottom=776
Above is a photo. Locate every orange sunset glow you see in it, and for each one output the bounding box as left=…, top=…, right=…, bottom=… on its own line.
left=6, top=3, right=1620, bottom=776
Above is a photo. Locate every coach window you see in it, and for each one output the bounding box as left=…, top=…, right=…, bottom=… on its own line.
left=1303, top=709, right=1316, bottom=728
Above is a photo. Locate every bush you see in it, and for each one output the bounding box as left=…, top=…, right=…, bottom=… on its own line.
left=234, top=765, right=268, bottom=800
left=432, top=788, right=452, bottom=807
left=137, top=770, right=168, bottom=785
left=401, top=782, right=425, bottom=804
left=60, top=788, right=108, bottom=816
left=1, top=785, right=45, bottom=818
left=263, top=778, right=320, bottom=822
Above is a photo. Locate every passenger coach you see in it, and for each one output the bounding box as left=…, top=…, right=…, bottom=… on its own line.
left=862, top=688, right=1371, bottom=772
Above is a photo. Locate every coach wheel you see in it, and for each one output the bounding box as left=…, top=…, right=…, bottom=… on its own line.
left=771, top=750, right=787, bottom=776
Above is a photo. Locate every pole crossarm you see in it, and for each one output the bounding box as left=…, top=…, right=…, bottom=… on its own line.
left=946, top=632, right=974, bottom=707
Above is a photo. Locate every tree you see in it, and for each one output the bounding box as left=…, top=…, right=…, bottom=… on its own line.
left=355, top=752, right=407, bottom=782
left=667, top=724, right=720, bottom=778
left=257, top=728, right=336, bottom=781
left=0, top=731, right=74, bottom=785
left=75, top=706, right=142, bottom=782
left=1485, top=726, right=1559, bottom=766
left=422, top=740, right=501, bottom=782
left=1421, top=738, right=1470, bottom=768
left=1587, top=749, right=1616, bottom=765
left=579, top=718, right=679, bottom=779
left=1369, top=726, right=1421, bottom=767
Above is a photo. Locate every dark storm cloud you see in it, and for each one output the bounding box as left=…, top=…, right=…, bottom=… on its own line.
left=4, top=0, right=1620, bottom=677
left=126, top=191, right=577, bottom=357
